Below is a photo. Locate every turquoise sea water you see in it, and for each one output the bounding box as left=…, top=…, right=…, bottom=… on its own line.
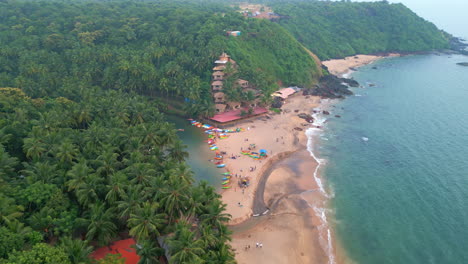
left=319, top=54, right=468, bottom=264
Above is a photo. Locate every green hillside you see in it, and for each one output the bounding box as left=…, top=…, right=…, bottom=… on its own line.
left=0, top=0, right=320, bottom=115
left=269, top=1, right=450, bottom=59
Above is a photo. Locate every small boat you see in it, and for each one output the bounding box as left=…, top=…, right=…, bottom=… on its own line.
left=222, top=186, right=231, bottom=189
left=222, top=177, right=230, bottom=181
left=222, top=172, right=231, bottom=175
left=215, top=161, right=222, bottom=165
left=222, top=180, right=230, bottom=185
left=216, top=164, right=226, bottom=168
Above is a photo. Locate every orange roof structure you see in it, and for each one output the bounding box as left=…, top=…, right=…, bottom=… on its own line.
left=91, top=239, right=140, bottom=264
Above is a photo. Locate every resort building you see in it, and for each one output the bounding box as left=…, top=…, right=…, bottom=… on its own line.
left=211, top=80, right=223, bottom=91
left=212, top=71, right=224, bottom=81
left=207, top=52, right=268, bottom=125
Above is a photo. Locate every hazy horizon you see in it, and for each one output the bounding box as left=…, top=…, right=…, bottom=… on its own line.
left=363, top=0, right=468, bottom=39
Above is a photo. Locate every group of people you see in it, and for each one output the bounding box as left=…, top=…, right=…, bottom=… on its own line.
left=244, top=242, right=263, bottom=251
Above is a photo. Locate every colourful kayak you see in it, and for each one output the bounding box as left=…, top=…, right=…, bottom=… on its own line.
left=222, top=177, right=230, bottom=181
left=222, top=180, right=230, bottom=185
left=222, top=172, right=231, bottom=175
left=217, top=164, right=226, bottom=168
left=222, top=186, right=231, bottom=189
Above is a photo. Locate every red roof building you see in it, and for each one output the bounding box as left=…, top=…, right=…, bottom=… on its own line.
left=210, top=107, right=268, bottom=123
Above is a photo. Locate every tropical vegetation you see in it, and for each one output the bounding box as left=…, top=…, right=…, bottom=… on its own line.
left=0, top=87, right=234, bottom=263
left=268, top=0, right=450, bottom=59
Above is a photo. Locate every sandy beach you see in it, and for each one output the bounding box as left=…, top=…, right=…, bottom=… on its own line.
left=206, top=94, right=333, bottom=263
left=322, top=54, right=400, bottom=75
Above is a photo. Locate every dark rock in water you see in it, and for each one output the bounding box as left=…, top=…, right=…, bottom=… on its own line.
left=298, top=113, right=314, bottom=123
left=335, top=115, right=341, bottom=118
left=322, top=110, right=330, bottom=115
left=349, top=67, right=358, bottom=71
left=456, top=62, right=468, bottom=66
left=449, top=37, right=468, bottom=55
left=340, top=77, right=359, bottom=87
left=372, top=66, right=378, bottom=69
left=304, top=75, right=355, bottom=99
left=368, top=83, right=376, bottom=87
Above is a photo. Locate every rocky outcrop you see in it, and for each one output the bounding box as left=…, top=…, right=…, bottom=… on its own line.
left=303, top=74, right=355, bottom=99
left=271, top=96, right=283, bottom=108
left=297, top=113, right=314, bottom=123
left=449, top=36, right=468, bottom=55
left=456, top=62, right=468, bottom=66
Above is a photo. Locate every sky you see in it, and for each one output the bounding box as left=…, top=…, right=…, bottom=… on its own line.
left=365, top=0, right=468, bottom=39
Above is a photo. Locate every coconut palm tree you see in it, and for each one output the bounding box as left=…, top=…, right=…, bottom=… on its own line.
left=167, top=141, right=188, bottom=163
left=23, top=137, right=47, bottom=161
left=133, top=239, right=163, bottom=264
left=66, top=161, right=92, bottom=191
left=75, top=173, right=103, bottom=207
left=128, top=201, right=166, bottom=240
left=0, top=194, right=24, bottom=225
left=85, top=202, right=117, bottom=246
left=158, top=178, right=190, bottom=223
left=117, top=185, right=143, bottom=222
left=167, top=221, right=205, bottom=264
left=105, top=172, right=128, bottom=205
left=205, top=243, right=236, bottom=264
left=59, top=237, right=93, bottom=264
left=199, top=200, right=231, bottom=232
left=55, top=141, right=79, bottom=165
left=95, top=145, right=120, bottom=178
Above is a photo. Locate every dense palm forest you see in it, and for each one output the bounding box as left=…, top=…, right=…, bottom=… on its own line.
left=0, top=87, right=234, bottom=263
left=267, top=1, right=450, bottom=59
left=0, top=0, right=321, bottom=116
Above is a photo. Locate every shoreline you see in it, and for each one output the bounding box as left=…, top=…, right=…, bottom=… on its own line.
left=205, top=94, right=336, bottom=263
left=322, top=53, right=401, bottom=76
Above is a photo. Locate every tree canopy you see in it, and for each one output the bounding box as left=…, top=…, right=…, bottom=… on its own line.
left=0, top=87, right=234, bottom=263
left=269, top=1, right=449, bottom=59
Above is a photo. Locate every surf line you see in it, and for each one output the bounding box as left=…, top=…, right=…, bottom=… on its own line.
left=304, top=111, right=335, bottom=264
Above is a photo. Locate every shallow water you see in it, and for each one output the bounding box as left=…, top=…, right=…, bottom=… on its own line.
left=165, top=116, right=220, bottom=187
left=320, top=54, right=468, bottom=264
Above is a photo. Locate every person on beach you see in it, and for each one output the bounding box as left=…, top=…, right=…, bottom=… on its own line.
left=256, top=242, right=259, bottom=248
left=259, top=243, right=263, bottom=248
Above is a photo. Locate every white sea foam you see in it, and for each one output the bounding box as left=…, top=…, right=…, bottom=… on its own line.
left=304, top=110, right=336, bottom=264
left=362, top=137, right=369, bottom=141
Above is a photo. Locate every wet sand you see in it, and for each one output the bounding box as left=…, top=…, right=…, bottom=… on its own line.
left=209, top=94, right=333, bottom=263
left=230, top=151, right=328, bottom=264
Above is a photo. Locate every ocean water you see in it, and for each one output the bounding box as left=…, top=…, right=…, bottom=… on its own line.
left=165, top=116, right=220, bottom=187
left=318, top=54, right=468, bottom=264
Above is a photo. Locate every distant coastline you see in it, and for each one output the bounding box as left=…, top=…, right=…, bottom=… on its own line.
left=322, top=53, right=401, bottom=76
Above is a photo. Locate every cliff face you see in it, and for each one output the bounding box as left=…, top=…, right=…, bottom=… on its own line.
left=270, top=1, right=450, bottom=60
